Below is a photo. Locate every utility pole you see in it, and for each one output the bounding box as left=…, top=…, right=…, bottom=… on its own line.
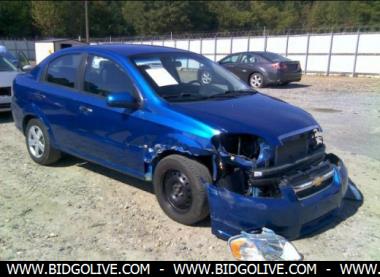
left=85, top=1, right=89, bottom=43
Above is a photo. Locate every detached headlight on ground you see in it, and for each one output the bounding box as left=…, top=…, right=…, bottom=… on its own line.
left=228, top=228, right=302, bottom=261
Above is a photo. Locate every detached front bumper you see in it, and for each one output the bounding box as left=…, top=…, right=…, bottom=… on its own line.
left=208, top=154, right=349, bottom=240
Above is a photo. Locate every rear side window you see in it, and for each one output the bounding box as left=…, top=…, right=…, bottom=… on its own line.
left=46, top=54, right=82, bottom=88
left=83, top=55, right=134, bottom=97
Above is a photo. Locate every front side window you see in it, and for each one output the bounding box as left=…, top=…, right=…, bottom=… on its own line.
left=83, top=55, right=134, bottom=97
left=46, top=54, right=82, bottom=88
left=132, top=52, right=253, bottom=102
left=219, top=54, right=240, bottom=64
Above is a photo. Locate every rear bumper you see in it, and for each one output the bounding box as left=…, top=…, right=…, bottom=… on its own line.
left=267, top=71, right=302, bottom=84
left=208, top=155, right=349, bottom=240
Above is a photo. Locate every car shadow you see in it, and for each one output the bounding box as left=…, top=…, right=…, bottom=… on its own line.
left=296, top=178, right=363, bottom=240
left=53, top=155, right=154, bottom=194
left=0, top=112, right=13, bottom=124
left=266, top=83, right=311, bottom=89
left=53, top=154, right=212, bottom=227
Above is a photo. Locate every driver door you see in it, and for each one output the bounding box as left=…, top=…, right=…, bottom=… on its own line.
left=72, top=54, right=146, bottom=177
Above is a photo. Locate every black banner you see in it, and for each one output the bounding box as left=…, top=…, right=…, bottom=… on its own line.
left=1, top=261, right=380, bottom=276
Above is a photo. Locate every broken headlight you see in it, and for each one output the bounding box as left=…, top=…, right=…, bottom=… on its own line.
left=228, top=228, right=302, bottom=261
left=309, top=129, right=323, bottom=150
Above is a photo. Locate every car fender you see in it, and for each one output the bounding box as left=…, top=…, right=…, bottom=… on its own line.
left=21, top=103, right=58, bottom=148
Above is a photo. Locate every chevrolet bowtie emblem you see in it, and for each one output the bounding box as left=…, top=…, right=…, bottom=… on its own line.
left=312, top=176, right=324, bottom=187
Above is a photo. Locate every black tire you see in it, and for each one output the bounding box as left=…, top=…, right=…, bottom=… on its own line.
left=25, top=118, right=61, bottom=165
left=249, top=72, right=265, bottom=88
left=153, top=154, right=211, bottom=225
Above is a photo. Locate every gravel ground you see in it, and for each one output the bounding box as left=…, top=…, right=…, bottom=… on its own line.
left=0, top=75, right=379, bottom=261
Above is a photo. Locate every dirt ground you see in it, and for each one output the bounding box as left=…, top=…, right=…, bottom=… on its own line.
left=1, top=75, right=379, bottom=261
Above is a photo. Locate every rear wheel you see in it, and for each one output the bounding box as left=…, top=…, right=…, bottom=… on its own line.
left=153, top=155, right=211, bottom=225
left=26, top=119, right=61, bottom=165
left=249, top=72, right=265, bottom=88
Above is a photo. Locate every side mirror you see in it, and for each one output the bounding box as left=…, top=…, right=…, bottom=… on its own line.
left=106, top=92, right=140, bottom=109
left=21, top=64, right=33, bottom=72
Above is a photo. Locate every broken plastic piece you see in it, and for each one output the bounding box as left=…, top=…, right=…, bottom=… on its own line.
left=228, top=228, right=303, bottom=261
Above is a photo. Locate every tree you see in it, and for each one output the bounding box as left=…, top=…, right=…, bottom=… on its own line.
left=0, top=1, right=33, bottom=37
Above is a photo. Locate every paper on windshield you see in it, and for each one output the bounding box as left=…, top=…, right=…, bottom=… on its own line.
left=145, top=67, right=178, bottom=87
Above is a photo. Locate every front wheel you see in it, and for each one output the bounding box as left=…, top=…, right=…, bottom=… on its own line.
left=153, top=155, right=211, bottom=225
left=25, top=118, right=61, bottom=165
left=249, top=72, right=265, bottom=88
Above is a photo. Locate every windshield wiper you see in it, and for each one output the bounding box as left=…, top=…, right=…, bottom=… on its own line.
left=162, top=93, right=206, bottom=102
left=206, top=89, right=256, bottom=99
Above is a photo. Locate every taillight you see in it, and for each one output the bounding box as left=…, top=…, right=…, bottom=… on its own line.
left=272, top=62, right=287, bottom=70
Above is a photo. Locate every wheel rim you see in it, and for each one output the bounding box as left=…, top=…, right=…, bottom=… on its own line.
left=250, top=74, right=262, bottom=87
left=27, top=125, right=45, bottom=158
left=201, top=72, right=212, bottom=84
left=163, top=170, right=192, bottom=212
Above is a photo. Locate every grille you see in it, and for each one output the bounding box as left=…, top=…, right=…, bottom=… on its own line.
left=0, top=87, right=11, bottom=96
left=0, top=103, right=11, bottom=109
left=275, top=135, right=309, bottom=165
left=289, top=161, right=334, bottom=199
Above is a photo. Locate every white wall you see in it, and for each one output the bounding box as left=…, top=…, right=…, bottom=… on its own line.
left=113, top=32, right=380, bottom=76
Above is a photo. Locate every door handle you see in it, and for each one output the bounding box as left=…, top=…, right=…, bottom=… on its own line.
left=79, top=105, right=93, bottom=113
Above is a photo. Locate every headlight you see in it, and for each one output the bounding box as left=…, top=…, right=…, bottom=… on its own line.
left=228, top=228, right=302, bottom=261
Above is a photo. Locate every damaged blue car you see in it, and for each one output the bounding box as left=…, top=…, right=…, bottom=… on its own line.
left=12, top=45, right=349, bottom=240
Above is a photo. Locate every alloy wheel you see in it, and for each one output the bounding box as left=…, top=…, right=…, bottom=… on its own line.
left=27, top=125, right=45, bottom=158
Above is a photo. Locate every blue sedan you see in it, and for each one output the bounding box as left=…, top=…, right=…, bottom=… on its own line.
left=12, top=44, right=349, bottom=240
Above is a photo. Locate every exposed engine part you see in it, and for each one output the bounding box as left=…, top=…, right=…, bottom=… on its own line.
left=213, top=130, right=328, bottom=199
left=218, top=134, right=259, bottom=159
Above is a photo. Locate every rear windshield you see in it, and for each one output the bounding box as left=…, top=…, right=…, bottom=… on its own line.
left=261, top=52, right=290, bottom=62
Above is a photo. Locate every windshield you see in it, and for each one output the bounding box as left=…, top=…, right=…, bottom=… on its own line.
left=0, top=55, right=17, bottom=72
left=131, top=52, right=255, bottom=102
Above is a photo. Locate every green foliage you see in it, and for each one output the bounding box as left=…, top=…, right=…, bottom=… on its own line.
left=0, top=1, right=379, bottom=38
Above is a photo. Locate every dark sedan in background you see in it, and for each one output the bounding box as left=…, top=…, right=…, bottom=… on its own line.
left=218, top=51, right=302, bottom=88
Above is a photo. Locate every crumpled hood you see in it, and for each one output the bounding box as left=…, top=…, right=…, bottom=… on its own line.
left=170, top=93, right=320, bottom=145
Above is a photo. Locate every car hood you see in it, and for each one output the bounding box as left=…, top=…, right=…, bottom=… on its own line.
left=169, top=93, right=320, bottom=145
left=0, top=71, right=19, bottom=87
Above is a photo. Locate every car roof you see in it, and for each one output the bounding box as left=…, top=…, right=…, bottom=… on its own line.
left=71, top=44, right=189, bottom=56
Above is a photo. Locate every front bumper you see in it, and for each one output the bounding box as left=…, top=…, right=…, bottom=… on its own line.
left=208, top=154, right=349, bottom=240
left=0, top=96, right=11, bottom=112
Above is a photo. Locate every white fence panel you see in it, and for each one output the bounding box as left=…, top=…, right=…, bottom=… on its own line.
left=232, top=37, right=248, bottom=52
left=356, top=56, right=380, bottom=74
left=249, top=37, right=265, bottom=51
left=308, top=35, right=331, bottom=53
left=330, top=55, right=355, bottom=73
left=288, top=36, right=308, bottom=54
left=163, top=40, right=175, bottom=47
left=358, top=34, right=380, bottom=53
left=266, top=36, right=287, bottom=54
left=216, top=38, right=231, bottom=54
left=202, top=39, right=215, bottom=54
left=332, top=34, right=357, bottom=53
left=189, top=39, right=201, bottom=53
left=176, top=40, right=189, bottom=50
left=307, top=55, right=329, bottom=72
